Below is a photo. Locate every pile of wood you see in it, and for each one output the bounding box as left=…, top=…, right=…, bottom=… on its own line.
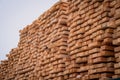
left=113, top=0, right=120, bottom=78
left=0, top=60, right=8, bottom=80
left=66, top=0, right=116, bottom=80
left=0, top=1, right=69, bottom=80
left=0, top=0, right=120, bottom=80
left=34, top=2, right=69, bottom=80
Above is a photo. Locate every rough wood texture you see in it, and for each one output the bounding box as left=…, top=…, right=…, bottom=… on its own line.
left=0, top=0, right=120, bottom=80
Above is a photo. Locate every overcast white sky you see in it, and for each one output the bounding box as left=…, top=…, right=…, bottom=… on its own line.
left=0, top=0, right=59, bottom=60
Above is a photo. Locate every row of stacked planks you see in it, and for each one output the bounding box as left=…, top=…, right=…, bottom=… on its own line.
left=0, top=0, right=120, bottom=80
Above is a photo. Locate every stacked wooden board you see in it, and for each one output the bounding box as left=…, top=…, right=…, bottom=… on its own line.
left=0, top=1, right=69, bottom=80
left=34, top=2, right=69, bottom=80
left=0, top=60, right=8, bottom=80
left=0, top=0, right=120, bottom=80
left=67, top=0, right=116, bottom=80
left=113, top=0, right=120, bottom=78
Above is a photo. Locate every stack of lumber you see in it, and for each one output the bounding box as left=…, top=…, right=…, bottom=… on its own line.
left=0, top=60, right=8, bottom=80
left=34, top=2, right=69, bottom=80
left=113, top=0, right=120, bottom=78
left=0, top=0, right=120, bottom=80
left=67, top=0, right=115, bottom=80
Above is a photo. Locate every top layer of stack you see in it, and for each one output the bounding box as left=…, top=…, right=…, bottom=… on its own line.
left=0, top=0, right=120, bottom=80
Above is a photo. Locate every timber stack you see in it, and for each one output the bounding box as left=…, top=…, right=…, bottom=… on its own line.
left=0, top=0, right=120, bottom=80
